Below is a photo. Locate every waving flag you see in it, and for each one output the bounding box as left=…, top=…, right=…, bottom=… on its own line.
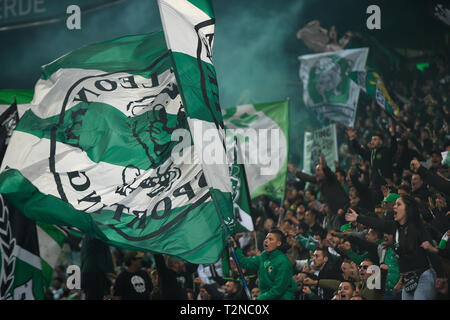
left=0, top=1, right=232, bottom=264
left=223, top=101, right=289, bottom=202
left=349, top=70, right=399, bottom=116
left=299, top=48, right=369, bottom=127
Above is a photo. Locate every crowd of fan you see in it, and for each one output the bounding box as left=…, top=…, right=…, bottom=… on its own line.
left=46, top=55, right=449, bottom=301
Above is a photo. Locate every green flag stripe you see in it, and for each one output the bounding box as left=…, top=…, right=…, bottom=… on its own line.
left=41, top=32, right=169, bottom=80
left=172, top=53, right=223, bottom=125
left=15, top=102, right=184, bottom=169
left=0, top=168, right=227, bottom=263
left=8, top=259, right=45, bottom=299
left=187, top=0, right=214, bottom=18
left=40, top=259, right=53, bottom=288
left=0, top=90, right=34, bottom=105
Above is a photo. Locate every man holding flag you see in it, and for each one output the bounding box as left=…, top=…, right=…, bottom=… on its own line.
left=230, top=228, right=296, bottom=300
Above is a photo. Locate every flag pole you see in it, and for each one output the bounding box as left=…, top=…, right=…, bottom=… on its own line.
left=228, top=240, right=252, bottom=300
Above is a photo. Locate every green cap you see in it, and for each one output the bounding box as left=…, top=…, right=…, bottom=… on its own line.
left=383, top=193, right=400, bottom=203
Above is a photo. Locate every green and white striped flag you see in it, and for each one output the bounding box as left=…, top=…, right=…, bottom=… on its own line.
left=0, top=1, right=233, bottom=264
left=299, top=48, right=369, bottom=127
left=349, top=70, right=399, bottom=116
left=222, top=101, right=290, bottom=202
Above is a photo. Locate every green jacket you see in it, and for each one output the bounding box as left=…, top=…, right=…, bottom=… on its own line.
left=236, top=248, right=296, bottom=300
left=383, top=247, right=400, bottom=292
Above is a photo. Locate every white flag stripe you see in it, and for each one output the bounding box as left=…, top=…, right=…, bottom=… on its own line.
left=2, top=130, right=210, bottom=213
left=0, top=105, right=8, bottom=115
left=29, top=69, right=176, bottom=119
left=12, top=244, right=42, bottom=270
left=237, top=207, right=254, bottom=232
left=188, top=118, right=231, bottom=193
left=36, top=226, right=62, bottom=270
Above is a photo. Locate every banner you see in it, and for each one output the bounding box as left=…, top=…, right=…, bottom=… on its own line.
left=222, top=100, right=289, bottom=202
left=0, top=26, right=231, bottom=264
left=349, top=70, right=399, bottom=116
left=299, top=48, right=369, bottom=127
left=303, top=124, right=338, bottom=175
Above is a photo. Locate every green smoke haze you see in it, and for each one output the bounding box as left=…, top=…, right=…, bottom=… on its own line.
left=0, top=0, right=447, bottom=165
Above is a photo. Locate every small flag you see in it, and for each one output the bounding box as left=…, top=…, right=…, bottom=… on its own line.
left=349, top=70, right=399, bottom=116
left=223, top=100, right=290, bottom=202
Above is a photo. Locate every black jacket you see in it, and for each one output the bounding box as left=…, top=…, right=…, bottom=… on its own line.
left=417, top=165, right=450, bottom=196
left=313, top=259, right=343, bottom=300
left=154, top=254, right=188, bottom=300
left=356, top=215, right=445, bottom=278
left=350, top=137, right=397, bottom=188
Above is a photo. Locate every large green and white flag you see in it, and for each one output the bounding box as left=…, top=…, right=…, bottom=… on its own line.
left=222, top=101, right=289, bottom=202
left=303, top=124, right=338, bottom=175
left=299, top=48, right=369, bottom=127
left=0, top=195, right=45, bottom=300
left=349, top=70, right=399, bottom=116
left=0, top=14, right=232, bottom=264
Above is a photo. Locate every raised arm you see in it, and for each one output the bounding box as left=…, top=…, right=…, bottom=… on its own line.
left=345, top=208, right=396, bottom=234
left=288, top=163, right=317, bottom=183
